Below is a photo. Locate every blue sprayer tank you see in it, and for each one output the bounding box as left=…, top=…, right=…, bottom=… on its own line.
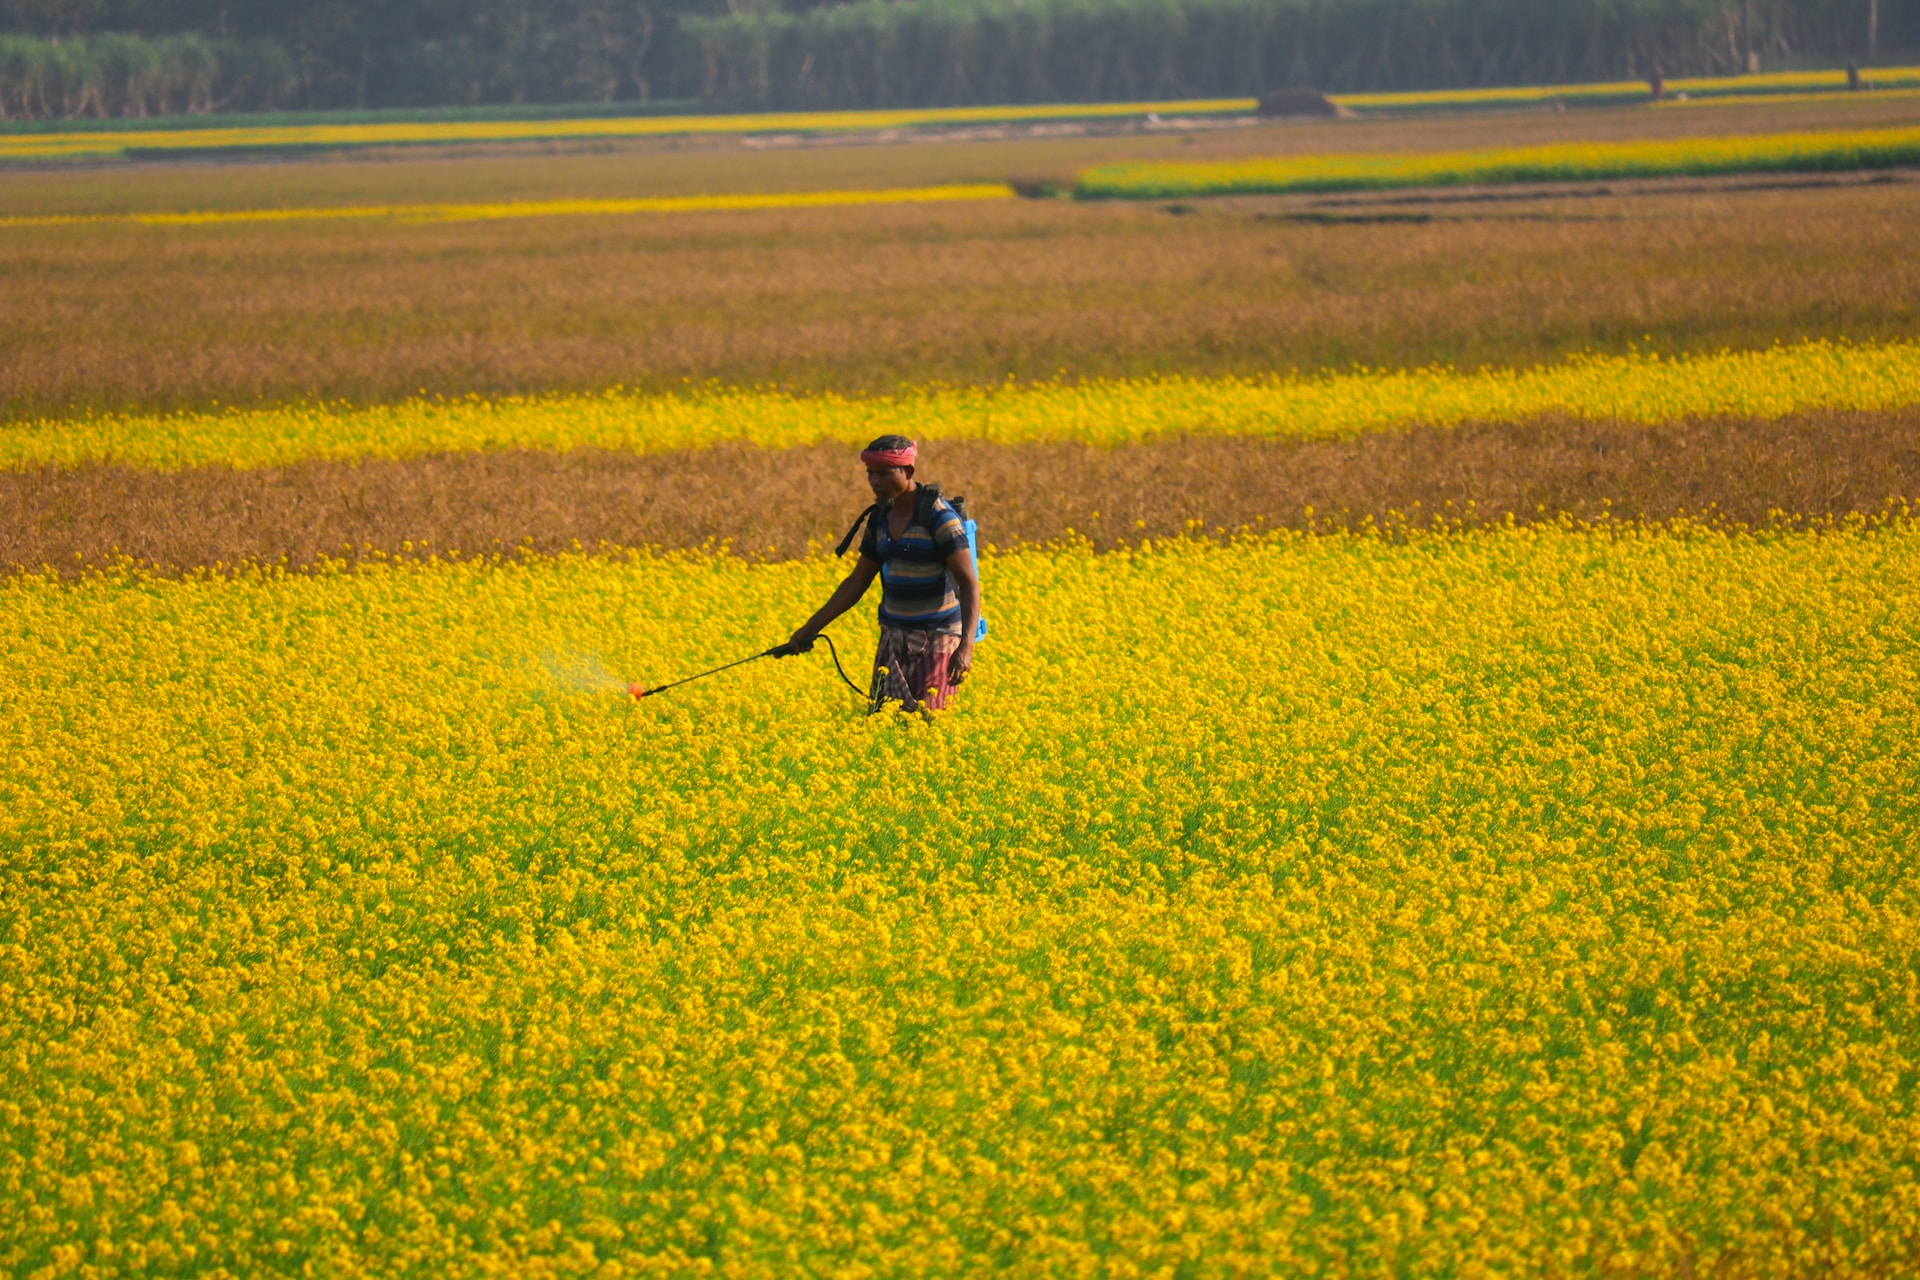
left=953, top=494, right=989, bottom=642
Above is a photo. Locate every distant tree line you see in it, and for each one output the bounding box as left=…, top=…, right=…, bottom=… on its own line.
left=0, top=32, right=294, bottom=117
left=0, top=0, right=670, bottom=113
left=685, top=0, right=1912, bottom=110
left=0, top=0, right=1911, bottom=117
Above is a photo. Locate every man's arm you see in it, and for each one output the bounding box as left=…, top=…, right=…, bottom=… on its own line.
left=787, top=556, right=881, bottom=651
left=946, top=547, right=981, bottom=682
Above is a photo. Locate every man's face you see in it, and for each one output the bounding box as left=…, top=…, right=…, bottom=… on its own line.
left=866, top=466, right=912, bottom=500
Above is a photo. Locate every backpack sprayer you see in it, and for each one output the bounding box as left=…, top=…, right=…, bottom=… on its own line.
left=834, top=486, right=988, bottom=642
left=631, top=487, right=985, bottom=702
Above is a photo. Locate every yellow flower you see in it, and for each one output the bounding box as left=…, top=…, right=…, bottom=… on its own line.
left=3, top=338, right=1914, bottom=471
left=1, top=520, right=1916, bottom=1272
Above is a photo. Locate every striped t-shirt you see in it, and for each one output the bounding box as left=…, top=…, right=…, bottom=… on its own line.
left=860, top=490, right=968, bottom=634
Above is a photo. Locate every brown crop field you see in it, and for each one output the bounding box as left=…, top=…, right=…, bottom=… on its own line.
left=1, top=175, right=1916, bottom=423
left=1, top=94, right=1918, bottom=423
left=7, top=408, right=1917, bottom=576
left=6, top=93, right=1918, bottom=566
left=5, top=94, right=1920, bottom=568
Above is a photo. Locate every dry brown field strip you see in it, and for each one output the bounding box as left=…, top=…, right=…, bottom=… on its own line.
left=4, top=176, right=1915, bottom=423
left=7, top=408, right=1915, bottom=576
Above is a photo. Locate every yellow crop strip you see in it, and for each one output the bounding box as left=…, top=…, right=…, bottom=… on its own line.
left=4, top=66, right=1914, bottom=164
left=1339, top=64, right=1920, bottom=109
left=4, top=525, right=1917, bottom=1271
left=0, top=182, right=1016, bottom=230
left=1655, top=85, right=1920, bottom=109
left=0, top=98, right=1254, bottom=161
left=6, top=339, right=1915, bottom=472
left=1076, top=125, right=1920, bottom=198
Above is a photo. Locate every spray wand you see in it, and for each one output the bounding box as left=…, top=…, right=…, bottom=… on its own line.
left=628, top=633, right=865, bottom=701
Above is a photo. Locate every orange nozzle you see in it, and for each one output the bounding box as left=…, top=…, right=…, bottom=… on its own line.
left=628, top=682, right=648, bottom=699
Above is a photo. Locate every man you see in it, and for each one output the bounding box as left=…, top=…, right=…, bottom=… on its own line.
left=784, top=436, right=980, bottom=713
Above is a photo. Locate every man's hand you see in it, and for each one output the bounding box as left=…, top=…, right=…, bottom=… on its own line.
left=776, top=629, right=817, bottom=657
left=950, top=640, right=975, bottom=683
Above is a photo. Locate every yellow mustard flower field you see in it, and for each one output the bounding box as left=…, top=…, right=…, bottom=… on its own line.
left=9, top=80, right=1920, bottom=1277
left=1074, top=125, right=1920, bottom=199
left=5, top=522, right=1918, bottom=1274
left=6, top=339, right=1914, bottom=472
left=0, top=184, right=1016, bottom=232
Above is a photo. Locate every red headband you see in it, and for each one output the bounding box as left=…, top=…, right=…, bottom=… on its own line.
left=860, top=445, right=917, bottom=468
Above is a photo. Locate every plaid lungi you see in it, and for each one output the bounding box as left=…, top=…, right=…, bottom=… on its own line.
left=870, top=625, right=961, bottom=713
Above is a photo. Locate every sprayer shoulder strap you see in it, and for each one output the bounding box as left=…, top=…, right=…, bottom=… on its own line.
left=912, top=483, right=943, bottom=536
left=834, top=503, right=879, bottom=557
left=835, top=484, right=944, bottom=557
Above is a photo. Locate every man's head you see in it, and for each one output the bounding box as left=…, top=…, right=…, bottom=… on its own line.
left=861, top=435, right=917, bottom=502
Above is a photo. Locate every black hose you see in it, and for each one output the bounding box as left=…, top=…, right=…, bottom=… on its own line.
left=813, top=634, right=869, bottom=698
left=633, top=632, right=867, bottom=702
